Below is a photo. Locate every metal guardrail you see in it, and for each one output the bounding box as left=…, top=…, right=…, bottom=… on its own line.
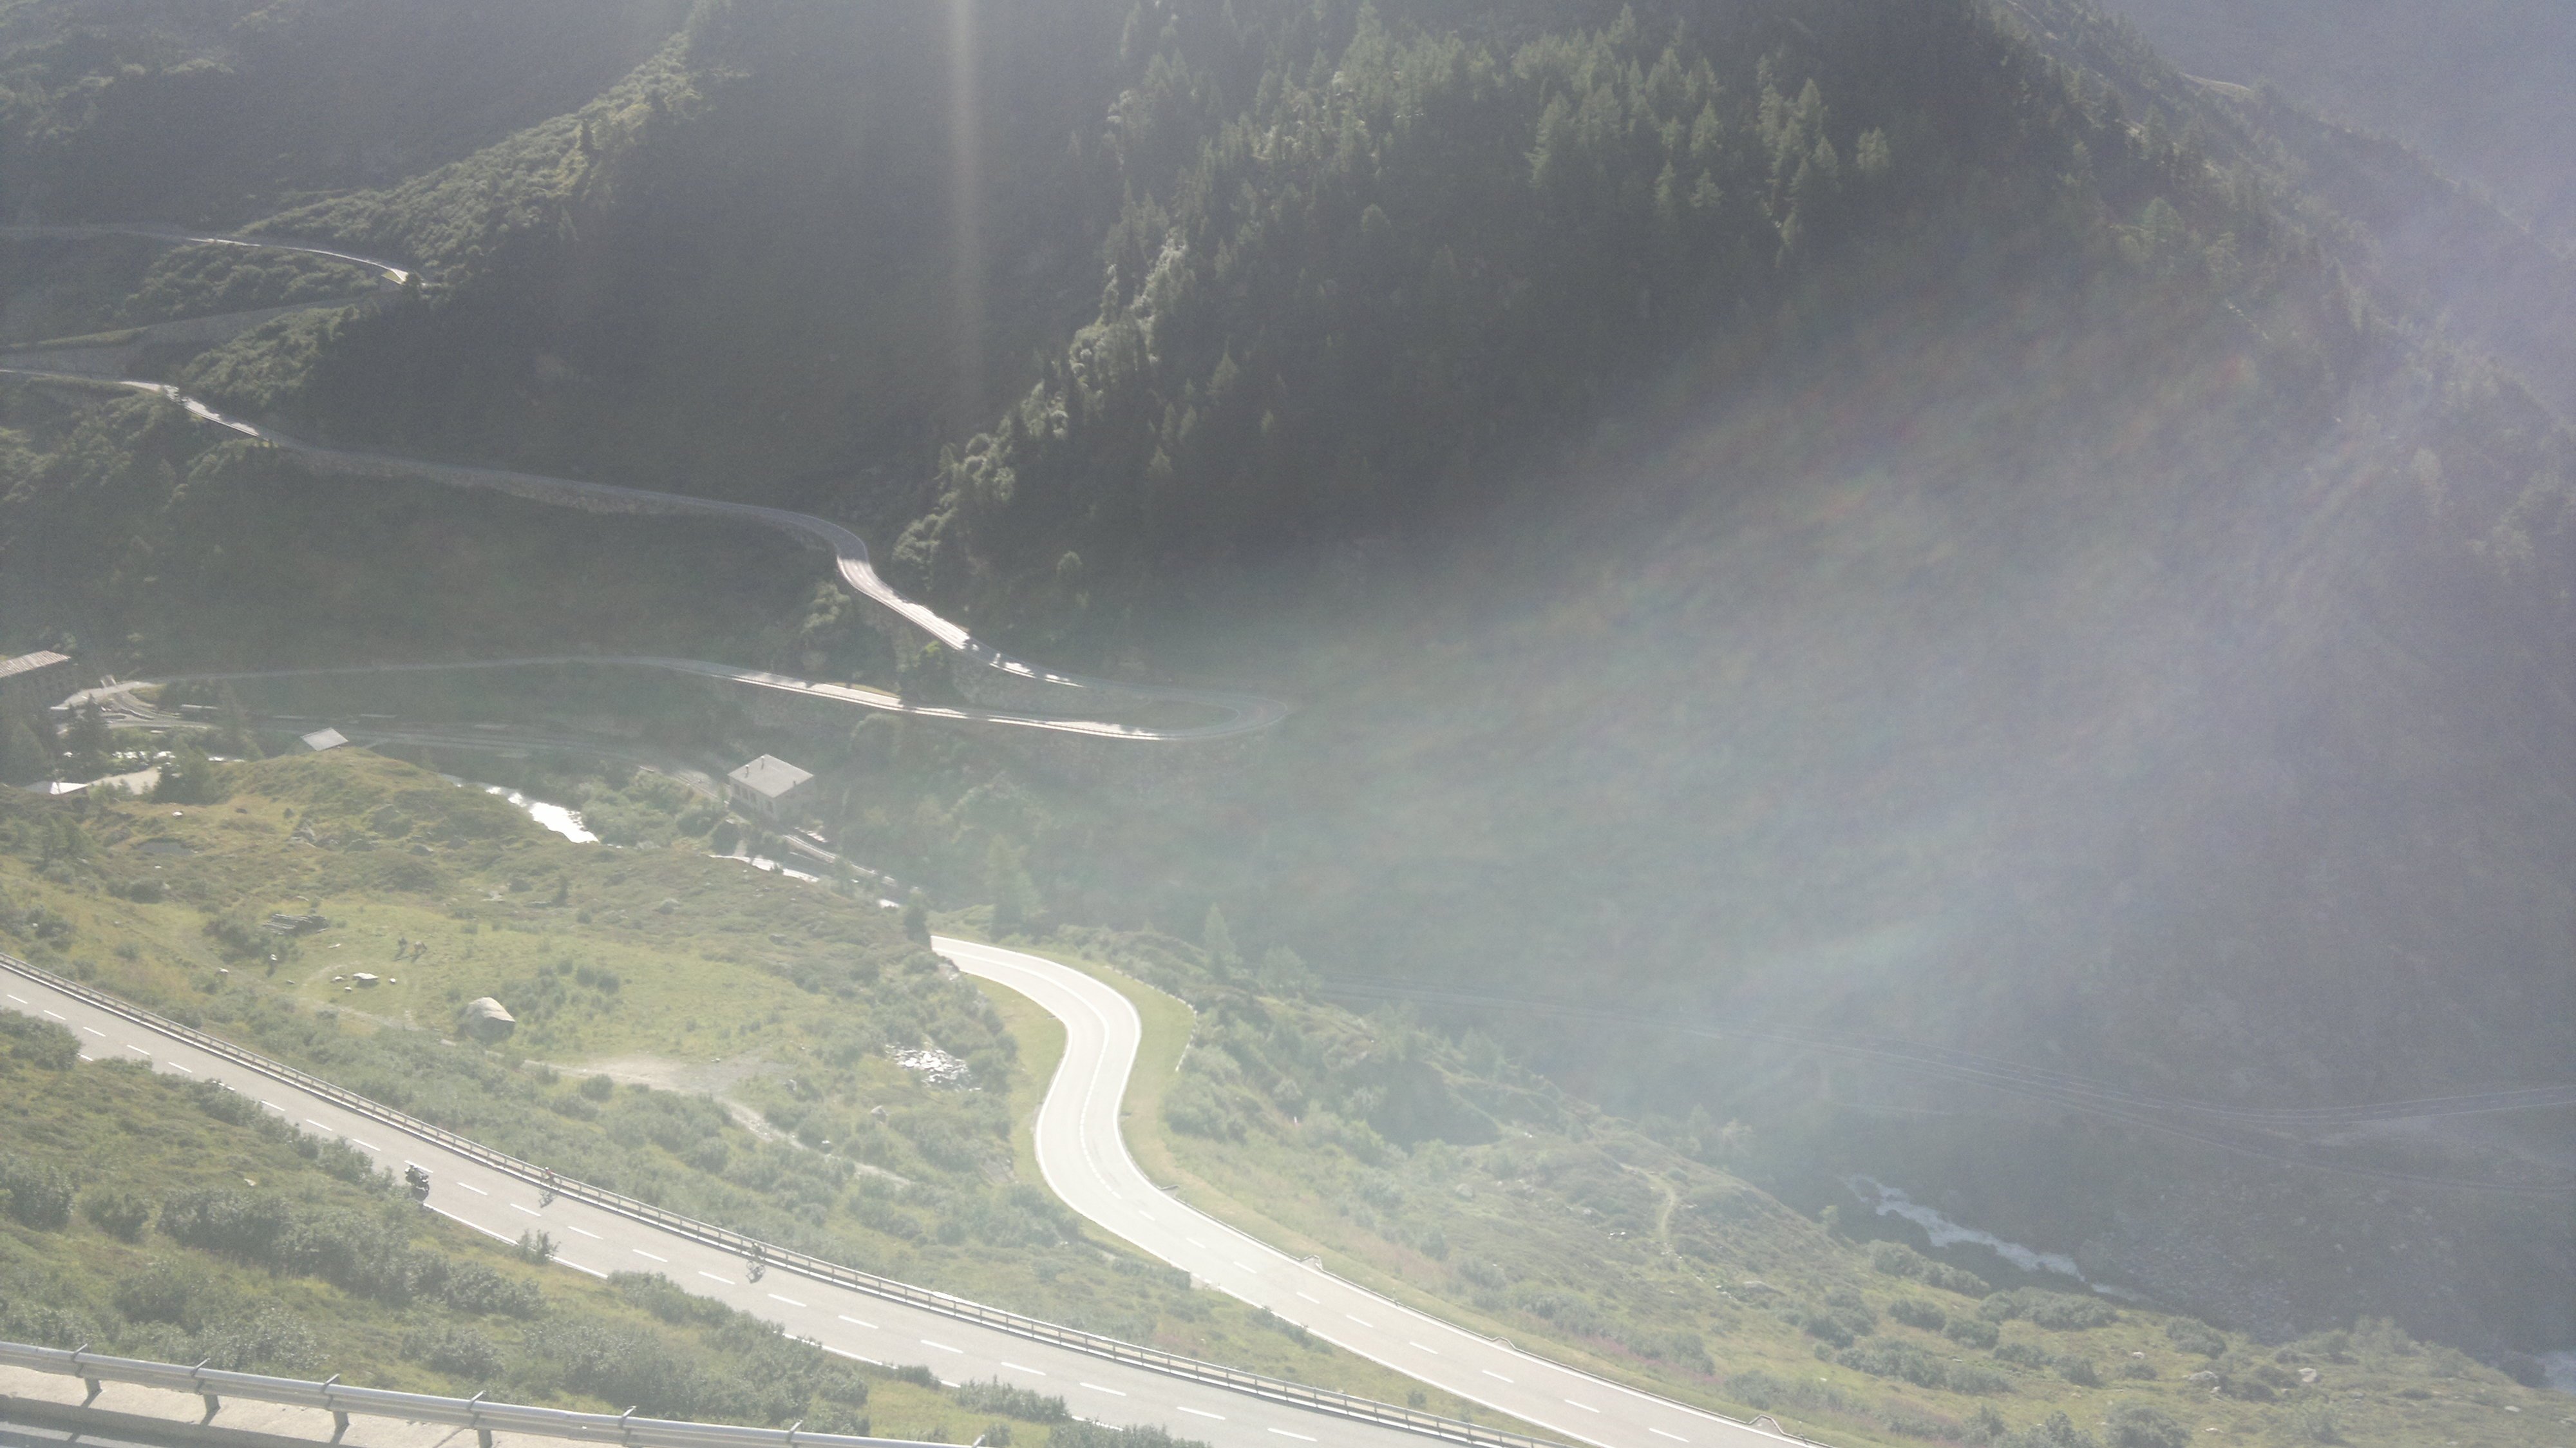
left=0, top=952, right=1569, bottom=1448
left=0, top=1340, right=940, bottom=1448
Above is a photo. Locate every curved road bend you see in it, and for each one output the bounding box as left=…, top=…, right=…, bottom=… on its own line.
left=0, top=371, right=1285, bottom=742
left=58, top=654, right=1267, bottom=743
left=0, top=960, right=1444, bottom=1448
left=941, top=939, right=1784, bottom=1448
left=0, top=224, right=412, bottom=285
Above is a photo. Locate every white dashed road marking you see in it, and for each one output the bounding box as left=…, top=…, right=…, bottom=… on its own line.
left=1565, top=1399, right=1602, bottom=1413
left=1175, top=1406, right=1224, bottom=1420
left=768, top=1294, right=806, bottom=1308
left=459, top=1183, right=488, bottom=1196
left=919, top=1340, right=961, bottom=1354
left=1267, top=1432, right=1316, bottom=1442
left=349, top=1138, right=378, bottom=1150
left=168, top=1062, right=192, bottom=1072
left=1483, top=1369, right=1515, bottom=1383
left=633, top=1250, right=667, bottom=1262
left=510, top=1204, right=541, bottom=1216
left=1345, top=1314, right=1374, bottom=1328
left=1409, top=1341, right=1440, bottom=1355
left=564, top=1224, right=600, bottom=1239
left=1295, top=1291, right=1320, bottom=1303
left=1000, top=1363, right=1043, bottom=1377
left=1079, top=1384, right=1126, bottom=1397
left=1650, top=1430, right=1690, bottom=1442
left=837, top=1315, right=876, bottom=1329
left=696, top=1272, right=732, bottom=1285
left=39, top=1009, right=62, bottom=1020
left=81, top=1027, right=103, bottom=1036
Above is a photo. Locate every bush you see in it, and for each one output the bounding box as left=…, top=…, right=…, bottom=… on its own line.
left=1729, top=1369, right=1787, bottom=1411
left=581, top=1072, right=616, bottom=1100
left=2107, top=1404, right=2188, bottom=1448
left=1982, top=1288, right=2118, bottom=1329
left=1944, top=1317, right=2000, bottom=1349
left=115, top=1261, right=210, bottom=1326
left=82, top=1188, right=155, bottom=1241
left=2164, top=1318, right=2226, bottom=1357
left=1868, top=1239, right=1990, bottom=1295
left=955, top=1379, right=1067, bottom=1422
left=1994, top=1341, right=2050, bottom=1368
left=405, top=1322, right=506, bottom=1378
left=1048, top=1425, right=1210, bottom=1448
left=0, top=1150, right=73, bottom=1228
left=2056, top=1355, right=2101, bottom=1386
left=1889, top=1297, right=1947, bottom=1331
left=1836, top=1338, right=2011, bottom=1395
left=0, top=1015, right=78, bottom=1069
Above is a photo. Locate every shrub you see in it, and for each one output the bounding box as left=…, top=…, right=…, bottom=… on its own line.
left=2119, top=1358, right=2157, bottom=1378
left=405, top=1322, right=506, bottom=1378
left=1994, top=1341, right=2050, bottom=1368
left=1836, top=1338, right=2010, bottom=1394
left=2005, top=1411, right=2101, bottom=1448
left=2056, top=1355, right=2101, bottom=1386
left=0, top=1150, right=73, bottom=1228
left=1048, top=1425, right=1210, bottom=1448
left=1729, top=1369, right=1788, bottom=1411
left=581, top=1072, right=616, bottom=1100
left=115, top=1261, right=210, bottom=1326
left=0, top=1015, right=78, bottom=1069
left=2164, top=1318, right=2226, bottom=1358
left=1889, top=1297, right=1947, bottom=1331
left=1982, top=1288, right=2117, bottom=1329
left=2107, top=1404, right=2188, bottom=1448
left=1869, top=1239, right=1991, bottom=1295
left=82, top=1188, right=154, bottom=1241
left=955, top=1379, right=1067, bottom=1422
left=1945, top=1317, right=2001, bottom=1349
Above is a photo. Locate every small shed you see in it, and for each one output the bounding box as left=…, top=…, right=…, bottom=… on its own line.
left=726, top=754, right=814, bottom=824
left=301, top=727, right=348, bottom=752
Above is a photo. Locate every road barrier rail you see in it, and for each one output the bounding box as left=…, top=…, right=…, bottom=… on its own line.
left=0, top=951, right=1570, bottom=1448
left=0, top=1339, right=940, bottom=1448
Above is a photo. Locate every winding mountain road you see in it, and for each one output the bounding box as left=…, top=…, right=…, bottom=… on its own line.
left=944, top=941, right=1776, bottom=1448
left=2, top=227, right=1781, bottom=1447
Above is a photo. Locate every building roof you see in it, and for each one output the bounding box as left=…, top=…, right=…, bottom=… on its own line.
left=727, top=754, right=813, bottom=799
left=0, top=651, right=69, bottom=681
left=301, top=727, right=348, bottom=752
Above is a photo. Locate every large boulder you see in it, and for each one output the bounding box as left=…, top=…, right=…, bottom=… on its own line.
left=459, top=996, right=516, bottom=1042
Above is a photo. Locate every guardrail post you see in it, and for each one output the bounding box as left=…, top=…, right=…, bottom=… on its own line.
left=321, top=1373, right=348, bottom=1443
left=81, top=1378, right=103, bottom=1407
left=469, top=1388, right=491, bottom=1448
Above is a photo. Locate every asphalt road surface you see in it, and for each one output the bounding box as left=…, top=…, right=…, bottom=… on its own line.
left=0, top=958, right=1435, bottom=1448
left=940, top=939, right=1783, bottom=1448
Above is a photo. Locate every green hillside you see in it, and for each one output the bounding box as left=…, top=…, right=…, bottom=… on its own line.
left=0, top=0, right=2566, bottom=1387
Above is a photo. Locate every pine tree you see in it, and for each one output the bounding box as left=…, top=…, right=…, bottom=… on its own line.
left=0, top=718, right=46, bottom=783
left=1201, top=904, right=1239, bottom=972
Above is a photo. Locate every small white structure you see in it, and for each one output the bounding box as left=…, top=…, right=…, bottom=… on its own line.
left=726, top=754, right=814, bottom=824
left=300, top=727, right=347, bottom=752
